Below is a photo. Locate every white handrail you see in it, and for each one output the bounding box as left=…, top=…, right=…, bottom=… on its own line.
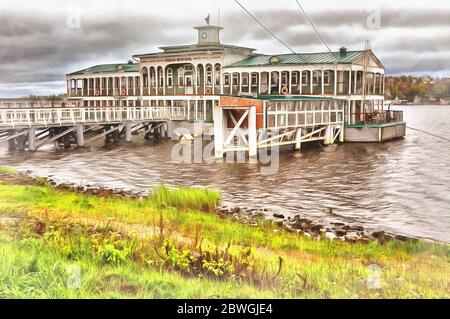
left=0, top=106, right=187, bottom=127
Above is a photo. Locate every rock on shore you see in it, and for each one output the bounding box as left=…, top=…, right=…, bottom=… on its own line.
left=215, top=205, right=418, bottom=244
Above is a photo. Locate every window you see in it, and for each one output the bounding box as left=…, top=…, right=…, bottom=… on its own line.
left=281, top=72, right=289, bottom=85
left=150, top=68, right=156, bottom=87
left=178, top=67, right=184, bottom=86
left=215, top=65, right=221, bottom=85
left=232, top=73, right=239, bottom=86
left=324, top=71, right=331, bottom=86
left=292, top=72, right=299, bottom=85
left=242, top=73, right=249, bottom=86
left=313, top=71, right=321, bottom=85
left=224, top=74, right=230, bottom=86
left=302, top=72, right=309, bottom=86
left=251, top=73, right=258, bottom=87
left=167, top=68, right=173, bottom=87
left=206, top=65, right=213, bottom=86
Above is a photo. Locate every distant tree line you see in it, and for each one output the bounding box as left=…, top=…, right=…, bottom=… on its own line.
left=385, top=76, right=450, bottom=103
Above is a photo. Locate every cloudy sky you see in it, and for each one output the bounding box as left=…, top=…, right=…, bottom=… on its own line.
left=0, top=0, right=449, bottom=97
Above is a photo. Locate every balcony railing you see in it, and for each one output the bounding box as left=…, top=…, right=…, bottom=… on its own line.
left=349, top=110, right=404, bottom=125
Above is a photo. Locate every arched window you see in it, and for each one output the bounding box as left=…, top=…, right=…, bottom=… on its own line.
left=142, top=68, right=148, bottom=87
left=150, top=67, right=156, bottom=87
left=206, top=65, right=213, bottom=86
left=178, top=67, right=185, bottom=86
left=167, top=68, right=173, bottom=87
left=215, top=65, right=221, bottom=85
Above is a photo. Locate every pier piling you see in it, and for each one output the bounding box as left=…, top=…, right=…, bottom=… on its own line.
left=28, top=127, right=36, bottom=152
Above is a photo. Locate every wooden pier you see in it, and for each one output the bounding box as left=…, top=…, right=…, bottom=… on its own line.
left=0, top=106, right=186, bottom=151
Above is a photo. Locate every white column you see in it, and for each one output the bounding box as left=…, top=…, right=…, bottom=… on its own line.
left=93, top=78, right=96, bottom=96
left=299, top=71, right=303, bottom=94
left=203, top=64, right=206, bottom=94
left=162, top=67, right=166, bottom=96
left=156, top=67, right=159, bottom=95
left=348, top=70, right=352, bottom=95
left=220, top=70, right=224, bottom=95
left=321, top=70, right=325, bottom=95
left=248, top=106, right=257, bottom=157
left=268, top=72, right=272, bottom=95
left=310, top=71, right=313, bottom=95
left=212, top=67, right=215, bottom=95
left=288, top=71, right=292, bottom=94
left=258, top=72, right=261, bottom=95
left=334, top=69, right=338, bottom=96
left=239, top=73, right=242, bottom=93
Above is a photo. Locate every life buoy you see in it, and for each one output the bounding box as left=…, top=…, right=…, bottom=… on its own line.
left=281, top=85, right=289, bottom=95
left=205, top=87, right=212, bottom=95
left=95, top=90, right=100, bottom=96
left=121, top=89, right=126, bottom=96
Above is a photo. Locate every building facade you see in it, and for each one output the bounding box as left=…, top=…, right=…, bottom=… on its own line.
left=65, top=24, right=404, bottom=156
left=66, top=25, right=386, bottom=122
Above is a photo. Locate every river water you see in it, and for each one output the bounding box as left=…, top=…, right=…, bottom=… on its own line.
left=1, top=105, right=449, bottom=242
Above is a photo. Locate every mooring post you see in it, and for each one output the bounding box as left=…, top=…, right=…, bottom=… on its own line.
left=248, top=106, right=257, bottom=157
left=295, top=127, right=302, bottom=150
left=125, top=122, right=132, bottom=143
left=75, top=124, right=85, bottom=147
left=28, top=127, right=36, bottom=151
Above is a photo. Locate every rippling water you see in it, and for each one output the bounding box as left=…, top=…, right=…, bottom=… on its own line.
left=1, top=105, right=449, bottom=242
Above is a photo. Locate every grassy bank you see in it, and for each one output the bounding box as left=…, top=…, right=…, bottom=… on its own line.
left=0, top=167, right=449, bottom=298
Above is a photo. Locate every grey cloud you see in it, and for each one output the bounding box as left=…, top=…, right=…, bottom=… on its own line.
left=1, top=5, right=450, bottom=97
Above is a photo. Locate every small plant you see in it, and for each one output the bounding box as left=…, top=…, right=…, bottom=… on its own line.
left=149, top=184, right=220, bottom=212
left=97, top=243, right=129, bottom=264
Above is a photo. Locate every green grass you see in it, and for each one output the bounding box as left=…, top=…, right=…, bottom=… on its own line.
left=0, top=171, right=449, bottom=299
left=149, top=184, right=220, bottom=212
left=0, top=166, right=17, bottom=175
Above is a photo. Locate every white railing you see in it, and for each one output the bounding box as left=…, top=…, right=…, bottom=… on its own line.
left=0, top=107, right=187, bottom=128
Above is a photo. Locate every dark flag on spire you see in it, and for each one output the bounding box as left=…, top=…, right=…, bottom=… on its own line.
left=205, top=14, right=210, bottom=25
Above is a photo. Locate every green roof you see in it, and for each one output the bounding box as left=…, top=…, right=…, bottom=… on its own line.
left=69, top=62, right=139, bottom=76
left=226, top=51, right=366, bottom=68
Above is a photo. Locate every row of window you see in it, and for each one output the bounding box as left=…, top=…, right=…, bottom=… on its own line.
left=143, top=64, right=222, bottom=88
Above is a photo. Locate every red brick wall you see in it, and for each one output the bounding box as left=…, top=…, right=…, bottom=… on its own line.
left=219, top=96, right=264, bottom=129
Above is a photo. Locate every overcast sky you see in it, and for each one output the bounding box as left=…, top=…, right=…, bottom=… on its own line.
left=1, top=0, right=449, bottom=97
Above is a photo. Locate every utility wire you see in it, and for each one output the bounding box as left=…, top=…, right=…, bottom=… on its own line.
left=233, top=0, right=299, bottom=55
left=294, top=0, right=333, bottom=54
left=406, top=126, right=450, bottom=142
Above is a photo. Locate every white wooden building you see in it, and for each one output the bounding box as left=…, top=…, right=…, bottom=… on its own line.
left=64, top=24, right=405, bottom=156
